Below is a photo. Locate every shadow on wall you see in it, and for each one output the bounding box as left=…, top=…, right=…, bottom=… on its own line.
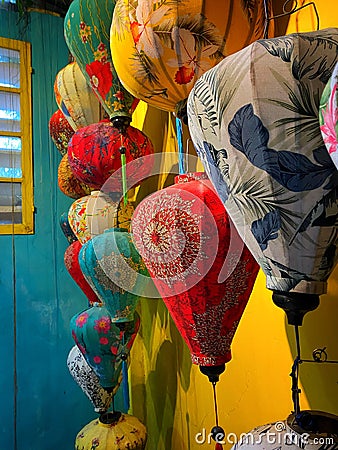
left=285, top=263, right=338, bottom=416
left=130, top=298, right=192, bottom=449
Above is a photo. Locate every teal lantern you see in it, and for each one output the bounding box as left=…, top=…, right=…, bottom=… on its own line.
left=64, top=0, right=138, bottom=128
left=79, top=228, right=149, bottom=323
left=70, top=303, right=140, bottom=390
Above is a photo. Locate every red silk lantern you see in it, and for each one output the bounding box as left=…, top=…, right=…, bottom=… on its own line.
left=58, top=154, right=93, bottom=199
left=67, top=120, right=154, bottom=190
left=64, top=240, right=101, bottom=306
left=48, top=109, right=75, bottom=156
left=132, top=172, right=259, bottom=369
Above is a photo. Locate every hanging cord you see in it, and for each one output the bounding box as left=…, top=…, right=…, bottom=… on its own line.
left=121, top=329, right=130, bottom=412
left=263, top=0, right=320, bottom=39
left=290, top=325, right=302, bottom=416
left=211, top=382, right=225, bottom=450
left=119, top=134, right=128, bottom=206
left=175, top=117, right=186, bottom=175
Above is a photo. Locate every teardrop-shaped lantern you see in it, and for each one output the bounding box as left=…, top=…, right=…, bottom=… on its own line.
left=188, top=28, right=338, bottom=325
left=132, top=172, right=259, bottom=370
left=110, top=0, right=274, bottom=115
left=75, top=412, right=147, bottom=450
left=67, top=345, right=115, bottom=413
left=64, top=0, right=138, bottom=125
left=79, top=227, right=149, bottom=322
left=54, top=62, right=103, bottom=131
left=64, top=240, right=101, bottom=305
left=67, top=120, right=154, bottom=190
left=319, top=61, right=338, bottom=168
left=60, top=212, right=78, bottom=244
left=68, top=191, right=134, bottom=244
left=71, top=304, right=140, bottom=390
left=48, top=109, right=75, bottom=156
left=58, top=153, right=93, bottom=199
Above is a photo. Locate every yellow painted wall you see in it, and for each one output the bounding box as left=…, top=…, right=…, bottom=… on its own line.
left=129, top=3, right=338, bottom=449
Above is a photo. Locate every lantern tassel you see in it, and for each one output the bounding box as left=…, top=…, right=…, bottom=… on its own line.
left=119, top=145, right=128, bottom=206
left=176, top=117, right=185, bottom=174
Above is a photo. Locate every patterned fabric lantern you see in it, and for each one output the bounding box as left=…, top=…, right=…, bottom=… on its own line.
left=67, top=120, right=154, bottom=190
left=64, top=240, right=101, bottom=305
left=75, top=412, right=147, bottom=450
left=132, top=172, right=259, bottom=370
left=68, top=191, right=134, bottom=244
left=71, top=304, right=140, bottom=390
left=188, top=28, right=338, bottom=325
left=110, top=0, right=274, bottom=115
left=54, top=62, right=102, bottom=131
left=319, top=61, right=338, bottom=168
left=64, top=0, right=138, bottom=127
left=67, top=345, right=116, bottom=413
left=58, top=154, right=93, bottom=199
left=60, top=212, right=78, bottom=244
left=48, top=109, right=74, bottom=156
left=79, top=227, right=149, bottom=322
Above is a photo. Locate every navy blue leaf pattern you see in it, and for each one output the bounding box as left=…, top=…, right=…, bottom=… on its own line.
left=228, top=104, right=336, bottom=191
left=251, top=209, right=281, bottom=251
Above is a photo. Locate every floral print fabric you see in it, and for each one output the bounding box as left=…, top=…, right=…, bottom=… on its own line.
left=188, top=28, right=338, bottom=295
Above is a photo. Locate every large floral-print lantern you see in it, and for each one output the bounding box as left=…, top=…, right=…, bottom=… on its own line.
left=48, top=109, right=75, bottom=156
left=319, top=61, right=338, bottom=168
left=67, top=120, right=154, bottom=190
left=67, top=345, right=116, bottom=413
left=64, top=240, right=101, bottom=305
left=58, top=154, right=93, bottom=199
left=131, top=172, right=259, bottom=444
left=68, top=190, right=135, bottom=244
left=75, top=412, right=147, bottom=450
left=71, top=303, right=140, bottom=390
left=64, top=0, right=138, bottom=131
left=110, top=0, right=274, bottom=116
left=79, top=227, right=149, bottom=323
left=188, top=28, right=338, bottom=325
left=54, top=62, right=102, bottom=131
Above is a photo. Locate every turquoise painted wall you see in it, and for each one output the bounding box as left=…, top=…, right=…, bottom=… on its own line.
left=0, top=10, right=119, bottom=450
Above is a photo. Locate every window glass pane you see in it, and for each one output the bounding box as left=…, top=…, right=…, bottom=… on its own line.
left=0, top=181, right=22, bottom=224
left=0, top=136, right=22, bottom=178
left=0, top=47, right=20, bottom=88
left=0, top=91, right=20, bottom=132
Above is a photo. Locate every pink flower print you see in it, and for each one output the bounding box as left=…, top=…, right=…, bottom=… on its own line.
left=98, top=42, right=105, bottom=51
left=167, top=27, right=219, bottom=85
left=99, top=336, right=109, bottom=345
left=114, top=90, right=125, bottom=101
left=76, top=312, right=88, bottom=328
left=79, top=22, right=91, bottom=44
left=110, top=345, right=119, bottom=355
left=93, top=355, right=102, bottom=364
left=320, top=83, right=338, bottom=155
left=94, top=316, right=111, bottom=334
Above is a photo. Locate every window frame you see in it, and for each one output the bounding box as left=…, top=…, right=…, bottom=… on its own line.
left=0, top=36, right=33, bottom=234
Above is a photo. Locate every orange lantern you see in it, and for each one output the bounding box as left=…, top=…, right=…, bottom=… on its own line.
left=110, top=0, right=275, bottom=115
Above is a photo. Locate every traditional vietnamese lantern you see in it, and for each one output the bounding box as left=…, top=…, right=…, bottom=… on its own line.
left=64, top=240, right=101, bottom=305
left=75, top=412, right=147, bottom=450
left=187, top=28, right=338, bottom=326
left=67, top=190, right=135, bottom=244
left=78, top=227, right=149, bottom=323
left=110, top=0, right=275, bottom=116
left=58, top=154, right=93, bottom=199
left=67, top=120, right=154, bottom=190
left=319, top=61, right=338, bottom=168
left=48, top=109, right=75, bottom=156
left=54, top=62, right=102, bottom=131
left=67, top=345, right=116, bottom=413
left=131, top=172, right=259, bottom=444
left=70, top=304, right=140, bottom=390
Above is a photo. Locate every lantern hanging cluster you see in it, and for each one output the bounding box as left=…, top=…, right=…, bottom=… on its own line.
left=131, top=172, right=259, bottom=444
left=110, top=0, right=274, bottom=116
left=188, top=28, right=338, bottom=326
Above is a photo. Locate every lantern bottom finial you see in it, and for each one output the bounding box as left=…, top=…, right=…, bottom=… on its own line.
left=272, top=291, right=320, bottom=326
left=99, top=411, right=122, bottom=425
left=110, top=115, right=132, bottom=134
left=199, top=364, right=226, bottom=383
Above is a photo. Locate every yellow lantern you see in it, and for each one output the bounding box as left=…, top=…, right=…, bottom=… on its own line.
left=110, top=0, right=275, bottom=114
left=75, top=412, right=147, bottom=450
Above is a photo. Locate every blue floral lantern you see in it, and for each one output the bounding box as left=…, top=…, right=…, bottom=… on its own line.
left=188, top=28, right=338, bottom=324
